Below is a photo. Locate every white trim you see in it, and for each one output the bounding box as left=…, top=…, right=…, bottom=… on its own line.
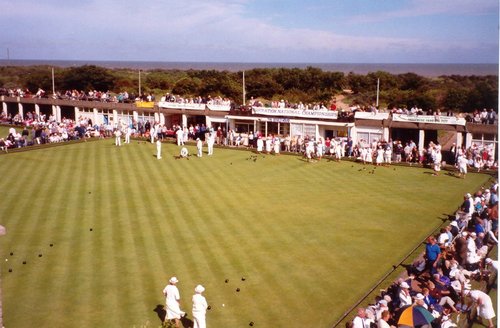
left=206, top=116, right=227, bottom=123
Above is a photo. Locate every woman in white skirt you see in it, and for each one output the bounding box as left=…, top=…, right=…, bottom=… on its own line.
left=265, top=134, right=272, bottom=153
left=376, top=146, right=384, bottom=165
left=466, top=289, right=495, bottom=328
left=273, top=135, right=281, bottom=155
left=163, top=277, right=186, bottom=327
left=256, top=136, right=264, bottom=152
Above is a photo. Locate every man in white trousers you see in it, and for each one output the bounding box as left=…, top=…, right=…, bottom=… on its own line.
left=196, top=138, right=203, bottom=157
left=207, top=132, right=215, bottom=156
left=114, top=128, right=122, bottom=146
left=156, top=139, right=162, bottom=159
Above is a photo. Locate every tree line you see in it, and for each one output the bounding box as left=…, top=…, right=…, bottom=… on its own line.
left=0, top=64, right=497, bottom=112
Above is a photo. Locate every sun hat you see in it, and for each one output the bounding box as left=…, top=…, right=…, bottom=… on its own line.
left=400, top=281, right=410, bottom=289
left=378, top=299, right=388, bottom=306
left=194, top=285, right=205, bottom=293
left=414, top=293, right=424, bottom=300
left=169, top=277, right=179, bottom=284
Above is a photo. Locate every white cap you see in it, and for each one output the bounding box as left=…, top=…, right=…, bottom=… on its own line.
left=400, top=281, right=410, bottom=289
left=378, top=299, right=388, bottom=306
left=169, top=277, right=179, bottom=284
left=414, top=293, right=424, bottom=300
left=194, top=285, right=205, bottom=293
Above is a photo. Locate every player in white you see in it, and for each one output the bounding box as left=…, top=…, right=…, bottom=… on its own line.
left=176, top=127, right=184, bottom=146
left=457, top=154, right=468, bottom=179
left=150, top=123, right=157, bottom=144
left=316, top=137, right=324, bottom=160
left=265, top=134, right=272, bottom=153
left=305, top=139, right=315, bottom=162
left=124, top=125, right=131, bottom=144
left=273, top=136, right=281, bottom=155
left=192, top=285, right=208, bottom=328
left=196, top=138, right=203, bottom=157
left=256, top=136, right=264, bottom=152
left=156, top=139, right=162, bottom=160
left=334, top=138, right=343, bottom=162
left=114, top=128, right=122, bottom=147
left=432, top=147, right=442, bottom=176
left=207, top=132, right=215, bottom=156
left=163, top=277, right=185, bottom=328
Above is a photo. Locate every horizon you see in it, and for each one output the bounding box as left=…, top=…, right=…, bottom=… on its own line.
left=1, top=60, right=497, bottom=78
left=2, top=59, right=499, bottom=65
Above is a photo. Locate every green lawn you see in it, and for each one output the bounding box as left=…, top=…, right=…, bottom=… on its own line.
left=0, top=136, right=492, bottom=328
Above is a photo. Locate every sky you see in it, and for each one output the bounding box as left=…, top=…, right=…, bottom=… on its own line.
left=1, top=0, right=498, bottom=63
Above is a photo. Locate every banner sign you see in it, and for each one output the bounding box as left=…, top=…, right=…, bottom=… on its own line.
left=354, top=112, right=390, bottom=120
left=207, top=104, right=231, bottom=112
left=135, top=101, right=155, bottom=108
left=252, top=107, right=338, bottom=120
left=392, top=114, right=466, bottom=126
left=158, top=102, right=205, bottom=110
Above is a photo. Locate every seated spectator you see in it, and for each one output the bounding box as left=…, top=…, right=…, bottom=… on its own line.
left=352, top=308, right=371, bottom=328
left=398, top=281, right=412, bottom=308
left=377, top=310, right=394, bottom=328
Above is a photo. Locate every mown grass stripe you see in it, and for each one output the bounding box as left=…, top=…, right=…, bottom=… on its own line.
left=0, top=139, right=492, bottom=327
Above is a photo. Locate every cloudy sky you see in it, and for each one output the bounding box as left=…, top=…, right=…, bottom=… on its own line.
left=1, top=0, right=498, bottom=63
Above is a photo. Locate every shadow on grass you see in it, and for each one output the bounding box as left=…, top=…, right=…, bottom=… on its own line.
left=154, top=304, right=194, bottom=328
left=153, top=304, right=166, bottom=322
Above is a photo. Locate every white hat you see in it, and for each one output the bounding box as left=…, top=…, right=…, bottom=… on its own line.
left=194, top=284, right=205, bottom=293
left=400, top=281, right=410, bottom=289
left=450, top=221, right=458, bottom=227
left=485, top=258, right=493, bottom=264
left=466, top=193, right=471, bottom=198
left=462, top=231, right=468, bottom=237
left=414, top=293, right=424, bottom=300
left=470, top=232, right=477, bottom=237
left=169, top=277, right=179, bottom=284
left=485, top=189, right=490, bottom=193
left=378, top=299, right=388, bottom=306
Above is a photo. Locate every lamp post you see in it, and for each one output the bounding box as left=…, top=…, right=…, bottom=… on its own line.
left=0, top=225, right=6, bottom=328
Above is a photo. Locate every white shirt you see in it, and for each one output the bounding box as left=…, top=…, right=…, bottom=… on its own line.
left=163, top=284, right=180, bottom=304
left=192, top=294, right=208, bottom=313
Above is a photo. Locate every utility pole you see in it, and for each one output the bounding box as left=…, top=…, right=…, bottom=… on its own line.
left=242, top=71, right=246, bottom=106
left=138, top=70, right=141, bottom=98
left=52, top=67, right=55, bottom=96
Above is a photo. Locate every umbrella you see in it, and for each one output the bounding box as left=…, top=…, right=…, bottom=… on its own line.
left=398, top=305, right=435, bottom=327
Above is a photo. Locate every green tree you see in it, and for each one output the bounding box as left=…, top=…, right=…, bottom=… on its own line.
left=60, top=65, right=115, bottom=91
left=442, top=88, right=468, bottom=111
left=172, top=77, right=201, bottom=96
left=22, top=70, right=53, bottom=93
left=145, top=72, right=171, bottom=90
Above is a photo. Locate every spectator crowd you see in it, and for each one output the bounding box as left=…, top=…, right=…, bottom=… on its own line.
left=350, top=184, right=498, bottom=328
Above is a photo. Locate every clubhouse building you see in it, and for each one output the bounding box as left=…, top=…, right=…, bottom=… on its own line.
left=1, top=95, right=497, bottom=156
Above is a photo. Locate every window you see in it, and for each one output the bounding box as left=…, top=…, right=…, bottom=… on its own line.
left=235, top=122, right=252, bottom=133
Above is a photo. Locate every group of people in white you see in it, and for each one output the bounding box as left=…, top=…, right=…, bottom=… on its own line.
left=162, top=276, right=208, bottom=328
